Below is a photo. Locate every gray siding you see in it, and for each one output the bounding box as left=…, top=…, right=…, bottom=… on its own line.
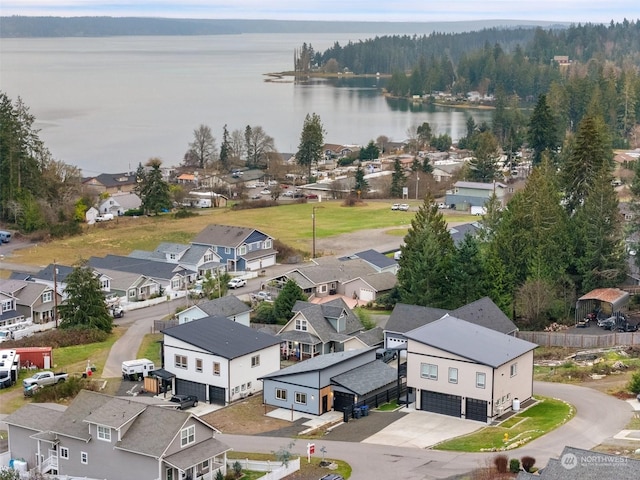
left=262, top=380, right=320, bottom=415
left=7, top=425, right=40, bottom=470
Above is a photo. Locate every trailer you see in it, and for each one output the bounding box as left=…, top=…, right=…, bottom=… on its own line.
left=122, top=358, right=155, bottom=380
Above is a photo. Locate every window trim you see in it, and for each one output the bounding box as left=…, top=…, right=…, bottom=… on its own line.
left=195, top=358, right=203, bottom=373
left=275, top=388, right=287, bottom=401
left=174, top=354, right=187, bottom=369
left=251, top=355, right=260, bottom=367
left=80, top=451, right=88, bottom=465
left=42, top=291, right=53, bottom=303
left=294, top=392, right=307, bottom=405
left=213, top=362, right=220, bottom=376
left=180, top=425, right=195, bottom=447
left=96, top=425, right=111, bottom=442
left=510, top=363, right=518, bottom=377
left=476, top=372, right=486, bottom=389
left=448, top=367, right=458, bottom=384
left=59, top=447, right=69, bottom=460
left=420, top=363, right=438, bottom=380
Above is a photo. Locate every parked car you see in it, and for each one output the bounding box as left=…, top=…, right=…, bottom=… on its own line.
left=169, top=394, right=198, bottom=410
left=111, top=307, right=125, bottom=318
left=399, top=204, right=410, bottom=211
left=597, top=316, right=616, bottom=328
left=391, top=203, right=400, bottom=210
left=228, top=278, right=247, bottom=289
left=319, top=474, right=344, bottom=480
left=600, top=318, right=617, bottom=330
left=619, top=322, right=638, bottom=332
left=250, top=194, right=261, bottom=200
left=438, top=203, right=449, bottom=209
left=306, top=193, right=319, bottom=199
left=23, top=371, right=68, bottom=388
left=251, top=291, right=272, bottom=302
left=260, top=189, right=271, bottom=195
left=376, top=348, right=398, bottom=363
left=282, top=190, right=294, bottom=197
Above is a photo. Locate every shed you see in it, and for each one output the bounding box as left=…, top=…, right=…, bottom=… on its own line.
left=15, top=347, right=53, bottom=369
left=575, top=288, right=630, bottom=323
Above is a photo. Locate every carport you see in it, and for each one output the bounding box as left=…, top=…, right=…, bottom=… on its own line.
left=575, top=288, right=629, bottom=323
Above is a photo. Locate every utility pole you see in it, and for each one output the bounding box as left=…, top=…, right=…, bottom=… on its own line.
left=415, top=174, right=420, bottom=200
left=53, top=260, right=59, bottom=328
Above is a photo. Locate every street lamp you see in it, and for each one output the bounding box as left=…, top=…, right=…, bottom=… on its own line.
left=312, top=206, right=324, bottom=259
left=415, top=174, right=420, bottom=200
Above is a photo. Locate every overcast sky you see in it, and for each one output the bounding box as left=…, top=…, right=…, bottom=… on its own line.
left=2, top=1, right=638, bottom=23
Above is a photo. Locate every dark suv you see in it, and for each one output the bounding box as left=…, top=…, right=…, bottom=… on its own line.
left=376, top=348, right=397, bottom=363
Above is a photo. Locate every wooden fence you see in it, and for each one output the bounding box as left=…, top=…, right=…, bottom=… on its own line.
left=516, top=330, right=640, bottom=348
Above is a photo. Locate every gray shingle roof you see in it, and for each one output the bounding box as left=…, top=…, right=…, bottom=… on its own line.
left=331, top=360, right=398, bottom=395
left=84, top=396, right=147, bottom=429
left=163, top=315, right=280, bottom=359
left=405, top=315, right=536, bottom=368
left=260, top=349, right=371, bottom=379
left=354, top=326, right=384, bottom=346
left=357, top=272, right=397, bottom=291
left=386, top=297, right=517, bottom=336
left=197, top=295, right=251, bottom=317
left=352, top=249, right=398, bottom=270
left=286, top=298, right=364, bottom=344
left=163, top=437, right=229, bottom=470
left=89, top=254, right=192, bottom=281
left=520, top=446, right=640, bottom=479
left=285, top=257, right=378, bottom=285
left=192, top=224, right=271, bottom=248
left=449, top=222, right=482, bottom=246
left=3, top=403, right=64, bottom=432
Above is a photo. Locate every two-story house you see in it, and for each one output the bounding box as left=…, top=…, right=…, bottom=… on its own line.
left=0, top=279, right=60, bottom=324
left=0, top=290, right=24, bottom=328
left=278, top=298, right=383, bottom=360
left=163, top=316, right=281, bottom=405
left=82, top=172, right=138, bottom=195
left=3, top=390, right=231, bottom=480
left=129, top=242, right=224, bottom=279
left=176, top=296, right=252, bottom=327
left=405, top=315, right=537, bottom=423
left=191, top=225, right=277, bottom=273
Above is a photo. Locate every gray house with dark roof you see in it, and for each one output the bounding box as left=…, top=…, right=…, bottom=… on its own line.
left=176, top=295, right=252, bottom=327
left=260, top=349, right=398, bottom=415
left=0, top=279, right=60, bottom=324
left=129, top=242, right=223, bottom=279
left=3, top=390, right=230, bottom=480
left=384, top=297, right=517, bottom=350
left=163, top=316, right=281, bottom=405
left=278, top=297, right=382, bottom=360
left=406, top=315, right=536, bottom=423
left=191, top=224, right=276, bottom=273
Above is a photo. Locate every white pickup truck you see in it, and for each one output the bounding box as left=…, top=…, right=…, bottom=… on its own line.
left=23, top=371, right=68, bottom=388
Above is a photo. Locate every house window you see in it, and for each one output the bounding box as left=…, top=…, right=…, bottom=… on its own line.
left=448, top=367, right=458, bottom=384
left=169, top=253, right=176, bottom=260
left=276, top=388, right=287, bottom=401
left=80, top=451, right=88, bottom=464
left=225, top=247, right=231, bottom=254
left=295, top=392, right=307, bottom=405
left=319, top=285, right=327, bottom=293
left=166, top=468, right=174, bottom=480
left=97, top=425, right=111, bottom=441
left=239, top=246, right=247, bottom=255
left=264, top=239, right=272, bottom=249
left=42, top=291, right=52, bottom=303
left=128, top=289, right=136, bottom=298
left=198, top=459, right=210, bottom=475
left=174, top=355, right=187, bottom=369
left=213, top=362, right=220, bottom=375
left=180, top=425, right=195, bottom=447
left=59, top=447, right=69, bottom=459
left=247, top=381, right=252, bottom=389
left=420, top=363, right=438, bottom=380
left=196, top=358, right=203, bottom=373
left=251, top=355, right=260, bottom=367
left=295, top=319, right=308, bottom=331
left=476, top=372, right=486, bottom=389
left=241, top=384, right=246, bottom=391
left=100, top=279, right=109, bottom=289
left=510, top=363, right=518, bottom=377
left=234, top=386, right=240, bottom=394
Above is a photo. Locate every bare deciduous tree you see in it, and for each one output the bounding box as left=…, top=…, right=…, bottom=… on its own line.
left=186, top=124, right=217, bottom=169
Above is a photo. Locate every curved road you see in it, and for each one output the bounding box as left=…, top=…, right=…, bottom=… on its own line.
left=219, top=382, right=632, bottom=480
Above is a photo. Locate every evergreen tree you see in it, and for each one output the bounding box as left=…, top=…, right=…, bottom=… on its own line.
left=219, top=124, right=231, bottom=171
left=528, top=94, right=561, bottom=165
left=140, top=158, right=172, bottom=215
left=468, top=131, right=501, bottom=182
left=359, top=140, right=380, bottom=161
left=572, top=165, right=626, bottom=292
left=353, top=164, right=369, bottom=197
left=389, top=158, right=405, bottom=197
left=421, top=156, right=433, bottom=173
left=416, top=122, right=432, bottom=149
left=296, top=113, right=325, bottom=180
left=561, top=114, right=613, bottom=213
left=58, top=260, right=113, bottom=333
left=397, top=196, right=455, bottom=307
left=273, top=280, right=307, bottom=324
left=449, top=233, right=487, bottom=307
left=133, top=162, right=146, bottom=197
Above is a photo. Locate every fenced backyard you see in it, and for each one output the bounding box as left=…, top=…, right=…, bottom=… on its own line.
left=517, top=330, right=640, bottom=348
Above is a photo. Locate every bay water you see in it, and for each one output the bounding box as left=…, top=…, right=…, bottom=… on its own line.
left=0, top=33, right=492, bottom=175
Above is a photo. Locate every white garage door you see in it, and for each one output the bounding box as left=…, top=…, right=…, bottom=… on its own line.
left=359, top=288, right=375, bottom=301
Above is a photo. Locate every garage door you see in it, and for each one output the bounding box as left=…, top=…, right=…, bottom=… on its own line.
left=465, top=398, right=487, bottom=422
left=208, top=385, right=226, bottom=405
left=333, top=391, right=355, bottom=413
left=359, top=289, right=375, bottom=301
left=175, top=379, right=206, bottom=403
left=420, top=390, right=462, bottom=417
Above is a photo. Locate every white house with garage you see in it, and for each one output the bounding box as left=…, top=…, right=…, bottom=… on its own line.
left=405, top=315, right=536, bottom=423
left=162, top=316, right=281, bottom=405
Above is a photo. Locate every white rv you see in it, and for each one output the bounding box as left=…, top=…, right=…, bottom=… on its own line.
left=121, top=358, right=155, bottom=380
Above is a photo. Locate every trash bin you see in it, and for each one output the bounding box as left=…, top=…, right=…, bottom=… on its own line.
left=354, top=406, right=362, bottom=419
left=343, top=406, right=349, bottom=423
left=361, top=405, right=369, bottom=416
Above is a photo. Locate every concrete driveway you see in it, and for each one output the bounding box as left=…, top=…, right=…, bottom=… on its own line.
left=362, top=408, right=482, bottom=448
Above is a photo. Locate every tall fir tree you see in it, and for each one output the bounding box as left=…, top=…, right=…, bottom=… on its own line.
left=273, top=280, right=307, bottom=324
left=353, top=164, right=369, bottom=197
left=219, top=124, right=231, bottom=171
left=528, top=94, right=561, bottom=166
left=296, top=113, right=325, bottom=180
left=390, top=158, right=405, bottom=197
left=140, top=158, right=172, bottom=215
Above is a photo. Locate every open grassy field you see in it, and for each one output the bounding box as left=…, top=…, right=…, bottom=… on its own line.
left=7, top=200, right=474, bottom=267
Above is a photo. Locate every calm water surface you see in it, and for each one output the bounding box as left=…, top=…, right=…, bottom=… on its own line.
left=0, top=33, right=492, bottom=174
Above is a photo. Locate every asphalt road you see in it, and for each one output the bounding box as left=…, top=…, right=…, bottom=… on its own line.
left=219, top=382, right=633, bottom=480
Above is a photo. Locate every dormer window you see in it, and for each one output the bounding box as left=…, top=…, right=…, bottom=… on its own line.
left=295, top=319, right=308, bottom=331
left=264, top=239, right=272, bottom=249
left=97, top=425, right=111, bottom=441
left=41, top=291, right=52, bottom=303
